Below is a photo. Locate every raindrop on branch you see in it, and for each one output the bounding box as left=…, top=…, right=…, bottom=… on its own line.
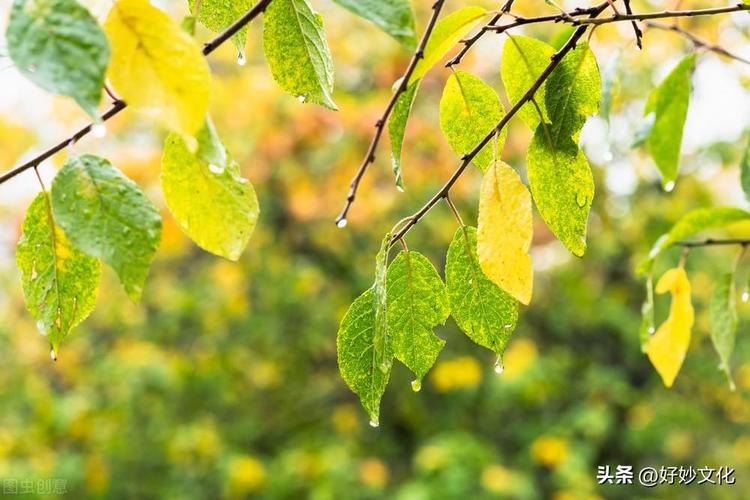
left=237, top=51, right=246, bottom=66
left=336, top=218, right=348, bottom=229
left=91, top=122, right=107, bottom=138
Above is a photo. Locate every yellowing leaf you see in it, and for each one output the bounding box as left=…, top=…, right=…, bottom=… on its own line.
left=646, top=267, right=694, bottom=388
left=477, top=161, right=533, bottom=304
left=104, top=0, right=211, bottom=137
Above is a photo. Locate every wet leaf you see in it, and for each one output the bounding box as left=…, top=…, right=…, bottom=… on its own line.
left=439, top=70, right=505, bottom=172
left=332, top=0, right=416, bottom=49
left=709, top=273, right=737, bottom=389
left=501, top=35, right=555, bottom=130
left=105, top=0, right=211, bottom=138
left=389, top=83, right=418, bottom=190
left=161, top=120, right=259, bottom=261
left=16, top=193, right=101, bottom=354
left=50, top=155, right=161, bottom=301
left=263, top=0, right=337, bottom=109
left=189, top=0, right=254, bottom=56
left=478, top=161, right=533, bottom=304
left=6, top=0, right=109, bottom=118
left=645, top=267, right=693, bottom=388
left=445, top=227, right=518, bottom=355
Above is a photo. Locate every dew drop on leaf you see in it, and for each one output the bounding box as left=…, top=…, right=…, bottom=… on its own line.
left=575, top=191, right=588, bottom=208
left=50, top=349, right=57, bottom=361
left=396, top=185, right=405, bottom=193
left=208, top=164, right=224, bottom=175
left=296, top=95, right=306, bottom=103
left=411, top=379, right=422, bottom=392
left=236, top=51, right=246, bottom=66
left=494, top=356, right=504, bottom=375
left=369, top=418, right=379, bottom=428
left=664, top=181, right=675, bottom=192
left=336, top=218, right=348, bottom=229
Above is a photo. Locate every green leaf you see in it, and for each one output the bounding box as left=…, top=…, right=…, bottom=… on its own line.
left=50, top=154, right=162, bottom=302
left=189, top=0, right=254, bottom=56
left=527, top=130, right=594, bottom=257
left=332, top=0, right=416, bottom=49
left=336, top=287, right=390, bottom=426
left=409, top=6, right=487, bottom=83
left=639, top=274, right=655, bottom=353
left=445, top=227, right=518, bottom=355
left=386, top=251, right=449, bottom=383
left=16, top=193, right=101, bottom=355
left=263, top=0, right=337, bottom=109
left=161, top=119, right=260, bottom=261
left=389, top=83, right=418, bottom=190
left=544, top=43, right=601, bottom=144
left=501, top=35, right=555, bottom=131
left=439, top=70, right=506, bottom=172
left=642, top=54, right=696, bottom=189
left=638, top=207, right=750, bottom=273
left=6, top=0, right=109, bottom=118
left=740, top=136, right=750, bottom=202
left=373, top=233, right=393, bottom=373
left=709, top=273, right=737, bottom=390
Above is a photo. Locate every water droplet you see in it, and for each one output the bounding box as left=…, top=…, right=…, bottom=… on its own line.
left=396, top=185, right=405, bottom=193
left=36, top=320, right=47, bottom=336
left=575, top=191, right=588, bottom=208
left=236, top=51, right=246, bottom=66
left=493, top=357, right=504, bottom=375
left=208, top=164, right=224, bottom=175
left=336, top=218, right=348, bottom=229
left=391, top=77, right=405, bottom=92
left=50, top=349, right=57, bottom=361
left=663, top=181, right=675, bottom=192
left=411, top=379, right=422, bottom=392
left=503, top=323, right=513, bottom=330
left=648, top=326, right=655, bottom=335
left=91, top=122, right=107, bottom=138
left=369, top=418, right=379, bottom=428
left=742, top=289, right=749, bottom=303
left=297, top=95, right=307, bottom=103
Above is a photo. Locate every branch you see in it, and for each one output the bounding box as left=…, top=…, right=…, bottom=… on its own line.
left=0, top=0, right=274, bottom=186
left=445, top=0, right=516, bottom=68
left=676, top=238, right=750, bottom=248
left=334, top=0, right=447, bottom=226
left=389, top=2, right=611, bottom=247
left=646, top=20, right=750, bottom=66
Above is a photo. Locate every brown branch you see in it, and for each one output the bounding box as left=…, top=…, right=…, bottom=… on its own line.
left=0, top=0, right=274, bottom=186
left=445, top=0, right=515, bottom=68
left=389, top=2, right=612, bottom=247
left=572, top=4, right=750, bottom=25
left=334, top=0, right=447, bottom=226
left=676, top=238, right=750, bottom=248
left=645, top=20, right=750, bottom=66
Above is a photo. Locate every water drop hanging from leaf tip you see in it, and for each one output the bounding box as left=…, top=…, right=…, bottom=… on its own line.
left=237, top=51, right=246, bottom=66
left=369, top=418, right=379, bottom=428
left=411, top=379, right=422, bottom=392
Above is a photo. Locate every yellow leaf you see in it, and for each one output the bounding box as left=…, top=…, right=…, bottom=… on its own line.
left=477, top=161, right=533, bottom=304
left=104, top=0, right=210, bottom=138
left=646, top=267, right=694, bottom=388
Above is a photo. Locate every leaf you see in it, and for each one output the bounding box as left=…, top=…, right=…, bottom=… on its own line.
left=639, top=274, right=655, bottom=353
left=709, top=273, right=738, bottom=389
left=50, top=154, right=162, bottom=301
left=645, top=267, right=693, bottom=388
left=544, top=43, right=601, bottom=144
left=336, top=287, right=390, bottom=426
left=740, top=136, right=750, bottom=202
left=638, top=207, right=750, bottom=273
left=332, top=0, right=416, bottom=50
left=642, top=54, right=696, bottom=188
left=189, top=0, right=254, bottom=56
left=104, top=0, right=211, bottom=138
left=501, top=35, right=555, bottom=130
left=478, top=161, right=533, bottom=304
left=445, top=226, right=518, bottom=355
left=439, top=70, right=506, bottom=172
left=389, top=82, right=418, bottom=190
left=263, top=0, right=337, bottom=110
left=373, top=233, right=393, bottom=373
left=386, top=251, right=449, bottom=383
left=526, top=130, right=594, bottom=257
left=161, top=120, right=260, bottom=261
left=16, top=193, right=101, bottom=355
left=409, top=6, right=487, bottom=83
left=6, top=0, right=109, bottom=118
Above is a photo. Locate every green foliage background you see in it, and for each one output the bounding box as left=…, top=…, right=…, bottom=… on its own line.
left=1, top=1, right=750, bottom=498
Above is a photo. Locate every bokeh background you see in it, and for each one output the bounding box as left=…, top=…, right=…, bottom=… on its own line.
left=2, top=0, right=750, bottom=498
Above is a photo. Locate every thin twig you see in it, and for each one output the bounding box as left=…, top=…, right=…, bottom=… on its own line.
left=646, top=20, right=750, bottom=66
left=676, top=238, right=750, bottom=248
left=446, top=0, right=516, bottom=67
left=334, top=0, right=447, bottom=226
left=572, top=4, right=750, bottom=25
left=0, top=0, right=274, bottom=186
left=623, top=0, right=644, bottom=49
left=389, top=2, right=612, bottom=247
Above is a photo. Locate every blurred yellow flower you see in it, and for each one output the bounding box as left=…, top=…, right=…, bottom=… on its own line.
left=359, top=458, right=389, bottom=489
left=331, top=404, right=359, bottom=435
left=481, top=464, right=520, bottom=494
left=226, top=455, right=266, bottom=497
left=530, top=436, right=569, bottom=468
left=249, top=360, right=281, bottom=389
left=503, top=338, right=538, bottom=380
left=430, top=356, right=482, bottom=392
